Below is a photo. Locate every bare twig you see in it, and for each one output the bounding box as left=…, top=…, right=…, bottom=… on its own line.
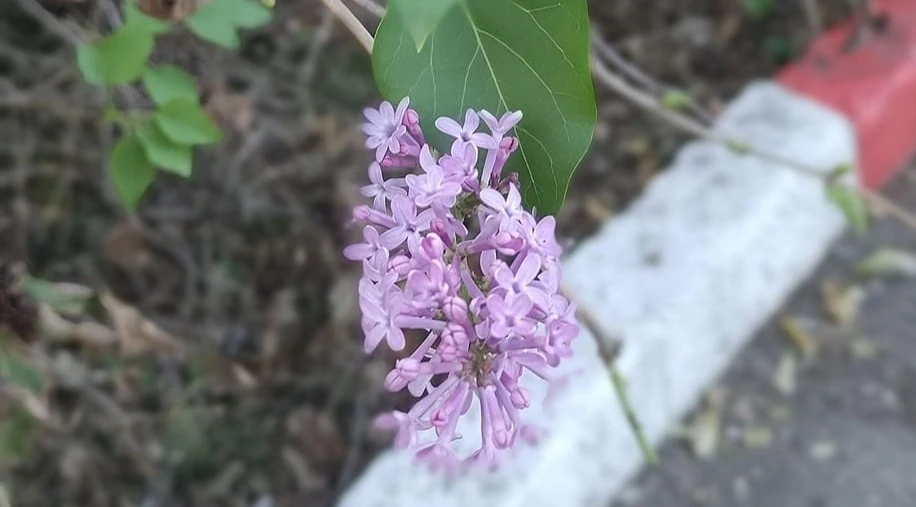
left=559, top=283, right=657, bottom=464
left=589, top=43, right=916, bottom=231
left=800, top=0, right=823, bottom=36
left=13, top=0, right=84, bottom=46
left=590, top=32, right=714, bottom=125
left=318, top=0, right=374, bottom=53
left=349, top=0, right=385, bottom=18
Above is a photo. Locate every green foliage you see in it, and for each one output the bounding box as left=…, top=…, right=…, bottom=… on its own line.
left=744, top=0, right=776, bottom=20
left=764, top=36, right=793, bottom=64
left=390, top=0, right=461, bottom=51
left=0, top=408, right=37, bottom=463
left=0, top=355, right=43, bottom=396
left=155, top=100, right=223, bottom=145
left=74, top=1, right=271, bottom=211
left=827, top=182, right=869, bottom=234
left=185, top=0, right=273, bottom=49
left=143, top=66, right=199, bottom=105
left=660, top=89, right=691, bottom=111
left=372, top=0, right=596, bottom=214
left=77, top=24, right=156, bottom=85
left=110, top=133, right=156, bottom=211
left=21, top=275, right=91, bottom=315
left=136, top=122, right=193, bottom=177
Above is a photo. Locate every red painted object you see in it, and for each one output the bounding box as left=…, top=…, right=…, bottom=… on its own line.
left=778, top=0, right=916, bottom=189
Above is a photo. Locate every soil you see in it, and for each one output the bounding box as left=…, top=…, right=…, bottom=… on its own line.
left=0, top=1, right=855, bottom=506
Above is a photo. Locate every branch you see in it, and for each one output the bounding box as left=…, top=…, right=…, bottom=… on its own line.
left=800, top=0, right=823, bottom=36
left=570, top=285, right=658, bottom=465
left=589, top=39, right=916, bottom=231
left=318, top=0, right=374, bottom=53
left=13, top=0, right=84, bottom=46
left=590, top=32, right=714, bottom=125
left=349, top=0, right=385, bottom=18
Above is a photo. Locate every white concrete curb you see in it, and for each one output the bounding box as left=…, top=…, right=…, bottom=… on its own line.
left=338, top=81, right=858, bottom=507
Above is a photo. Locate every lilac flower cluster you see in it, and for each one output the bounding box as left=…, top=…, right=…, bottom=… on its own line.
left=345, top=98, right=579, bottom=472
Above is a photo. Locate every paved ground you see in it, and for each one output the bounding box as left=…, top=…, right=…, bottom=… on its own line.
left=615, top=166, right=916, bottom=507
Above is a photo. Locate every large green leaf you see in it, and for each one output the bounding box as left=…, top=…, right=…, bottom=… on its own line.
left=372, top=0, right=596, bottom=215
left=390, top=0, right=460, bottom=51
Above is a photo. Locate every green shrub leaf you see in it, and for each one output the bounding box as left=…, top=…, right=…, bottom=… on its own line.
left=155, top=99, right=223, bottom=145
left=826, top=183, right=869, bottom=234
left=82, top=26, right=156, bottom=84
left=143, top=65, right=199, bottom=105
left=110, top=133, right=156, bottom=210
left=136, top=121, right=193, bottom=177
left=0, top=408, right=36, bottom=462
left=0, top=353, right=43, bottom=396
left=76, top=45, right=104, bottom=85
left=125, top=2, right=172, bottom=35
left=185, top=0, right=273, bottom=49
left=390, top=0, right=461, bottom=51
left=372, top=0, right=596, bottom=214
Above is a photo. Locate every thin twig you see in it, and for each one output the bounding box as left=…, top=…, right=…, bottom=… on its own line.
left=349, top=0, right=385, bottom=18
left=590, top=32, right=714, bottom=126
left=560, top=284, right=657, bottom=464
left=13, top=0, right=84, bottom=46
left=800, top=0, right=823, bottom=36
left=318, top=0, right=374, bottom=53
left=608, top=355, right=658, bottom=464
left=589, top=46, right=916, bottom=231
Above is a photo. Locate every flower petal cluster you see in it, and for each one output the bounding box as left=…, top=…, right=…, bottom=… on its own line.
left=348, top=100, right=578, bottom=472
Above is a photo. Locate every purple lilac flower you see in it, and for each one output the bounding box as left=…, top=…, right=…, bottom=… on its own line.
left=346, top=99, right=579, bottom=472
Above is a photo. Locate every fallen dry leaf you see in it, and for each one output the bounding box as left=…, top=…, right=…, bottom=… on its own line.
left=683, top=390, right=724, bottom=460
left=741, top=426, right=773, bottom=449
left=772, top=351, right=797, bottom=397
left=809, top=440, right=838, bottom=461
left=39, top=304, right=117, bottom=348
left=849, top=338, right=879, bottom=360
left=779, top=316, right=819, bottom=361
left=855, top=248, right=916, bottom=278
left=820, top=280, right=864, bottom=328
left=101, top=292, right=186, bottom=358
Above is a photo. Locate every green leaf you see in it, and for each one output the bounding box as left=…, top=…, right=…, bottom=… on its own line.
left=744, top=0, right=776, bottom=20
left=390, top=0, right=461, bottom=51
left=110, top=133, right=156, bottom=210
left=185, top=0, right=273, bottom=49
left=0, top=408, right=36, bottom=462
left=85, top=26, right=156, bottom=84
left=136, top=122, right=193, bottom=177
left=76, top=45, right=104, bottom=85
left=124, top=1, right=172, bottom=35
left=0, top=354, right=43, bottom=395
left=764, top=36, right=793, bottom=65
left=855, top=248, right=916, bottom=278
left=21, top=275, right=92, bottom=316
left=826, top=183, right=869, bottom=234
left=143, top=66, right=199, bottom=105
left=660, top=89, right=691, bottom=110
left=372, top=0, right=596, bottom=214
left=155, top=99, right=223, bottom=145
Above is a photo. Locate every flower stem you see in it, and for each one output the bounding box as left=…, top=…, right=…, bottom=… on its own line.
left=607, top=354, right=658, bottom=465
left=318, top=0, right=374, bottom=53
